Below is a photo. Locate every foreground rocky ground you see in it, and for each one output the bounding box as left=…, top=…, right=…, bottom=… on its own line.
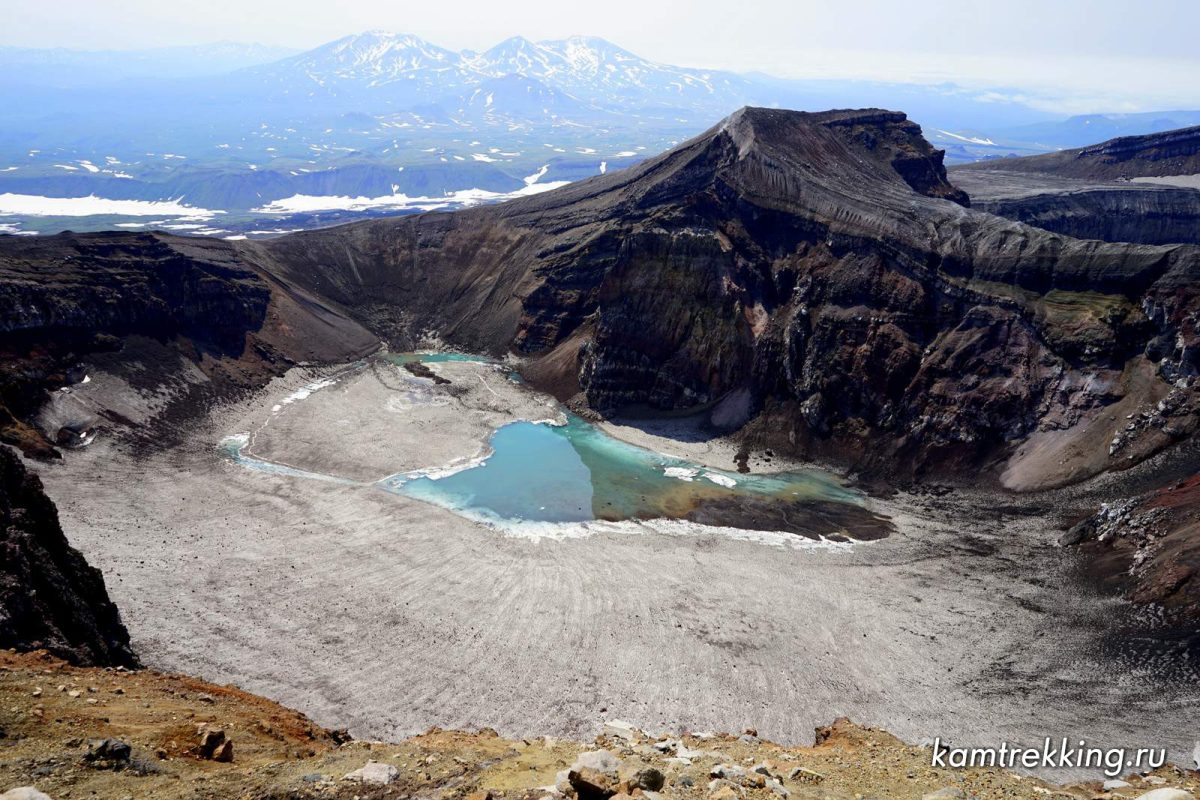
left=2, top=651, right=1197, bottom=800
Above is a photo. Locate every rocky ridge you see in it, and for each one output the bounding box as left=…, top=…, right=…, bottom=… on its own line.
left=5, top=107, right=1200, bottom=628
left=951, top=169, right=1200, bottom=246
left=952, top=125, right=1200, bottom=246
left=958, top=125, right=1200, bottom=181
left=7, top=108, right=1199, bottom=484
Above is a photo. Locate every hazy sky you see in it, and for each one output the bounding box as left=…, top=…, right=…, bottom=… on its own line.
left=5, top=0, right=1199, bottom=111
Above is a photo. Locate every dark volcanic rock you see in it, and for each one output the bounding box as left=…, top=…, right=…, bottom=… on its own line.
left=952, top=169, right=1200, bottom=246
left=1068, top=472, right=1200, bottom=624
left=0, top=232, right=268, bottom=350
left=0, top=232, right=267, bottom=457
left=250, top=107, right=1200, bottom=481
left=3, top=108, right=1198, bottom=488
left=0, top=231, right=378, bottom=457
left=4, top=105, right=1200, bottom=620
left=952, top=125, right=1200, bottom=245
left=959, top=124, right=1200, bottom=181
left=0, top=444, right=137, bottom=666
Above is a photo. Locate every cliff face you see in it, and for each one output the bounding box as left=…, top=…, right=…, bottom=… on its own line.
left=0, top=232, right=378, bottom=458
left=0, top=233, right=269, bottom=350
left=0, top=445, right=137, bottom=666
left=251, top=107, right=1200, bottom=482
left=951, top=125, right=1200, bottom=247
left=953, top=169, right=1200, bottom=246
left=0, top=233, right=268, bottom=457
left=0, top=233, right=378, bottom=667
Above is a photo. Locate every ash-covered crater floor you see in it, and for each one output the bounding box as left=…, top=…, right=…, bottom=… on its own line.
left=29, top=355, right=1200, bottom=775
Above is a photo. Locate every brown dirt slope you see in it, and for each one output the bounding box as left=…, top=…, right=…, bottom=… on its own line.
left=2, top=651, right=1197, bottom=800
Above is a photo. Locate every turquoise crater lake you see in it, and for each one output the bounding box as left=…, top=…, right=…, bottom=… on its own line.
left=380, top=414, right=888, bottom=539
left=224, top=355, right=891, bottom=540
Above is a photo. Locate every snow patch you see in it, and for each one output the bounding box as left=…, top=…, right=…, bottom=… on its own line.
left=256, top=181, right=571, bottom=214
left=523, top=164, right=549, bottom=185
left=0, top=194, right=223, bottom=218
left=936, top=129, right=997, bottom=146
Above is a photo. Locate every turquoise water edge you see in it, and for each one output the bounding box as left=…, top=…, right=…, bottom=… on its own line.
left=222, top=353, right=871, bottom=535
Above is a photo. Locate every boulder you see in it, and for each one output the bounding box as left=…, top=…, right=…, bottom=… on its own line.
left=1, top=790, right=53, bottom=800
left=1134, top=790, right=1195, bottom=800
left=566, top=750, right=621, bottom=799
left=197, top=729, right=227, bottom=760
left=709, top=764, right=746, bottom=781
left=628, top=767, right=665, bottom=792
left=922, top=789, right=966, bottom=800
left=569, top=767, right=618, bottom=799
left=212, top=740, right=234, bottom=763
left=342, top=761, right=399, bottom=785
left=571, top=750, right=621, bottom=775
left=83, top=738, right=131, bottom=765
left=602, top=720, right=638, bottom=741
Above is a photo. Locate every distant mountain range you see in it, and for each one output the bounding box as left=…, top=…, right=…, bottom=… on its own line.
left=239, top=32, right=758, bottom=117
left=0, top=41, right=298, bottom=83
left=1, top=32, right=1198, bottom=236
left=998, top=110, right=1200, bottom=149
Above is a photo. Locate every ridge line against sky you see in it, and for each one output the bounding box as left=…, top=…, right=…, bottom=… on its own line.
left=5, top=0, right=1200, bottom=113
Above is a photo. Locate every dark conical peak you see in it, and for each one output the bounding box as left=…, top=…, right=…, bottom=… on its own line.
left=726, top=106, right=908, bottom=125
left=719, top=106, right=913, bottom=149
left=715, top=106, right=917, bottom=160
left=716, top=106, right=968, bottom=205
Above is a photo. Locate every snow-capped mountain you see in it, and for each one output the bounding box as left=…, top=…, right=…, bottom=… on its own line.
left=247, top=32, right=474, bottom=102
left=238, top=31, right=762, bottom=116
left=450, top=74, right=597, bottom=125
left=470, top=36, right=756, bottom=111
